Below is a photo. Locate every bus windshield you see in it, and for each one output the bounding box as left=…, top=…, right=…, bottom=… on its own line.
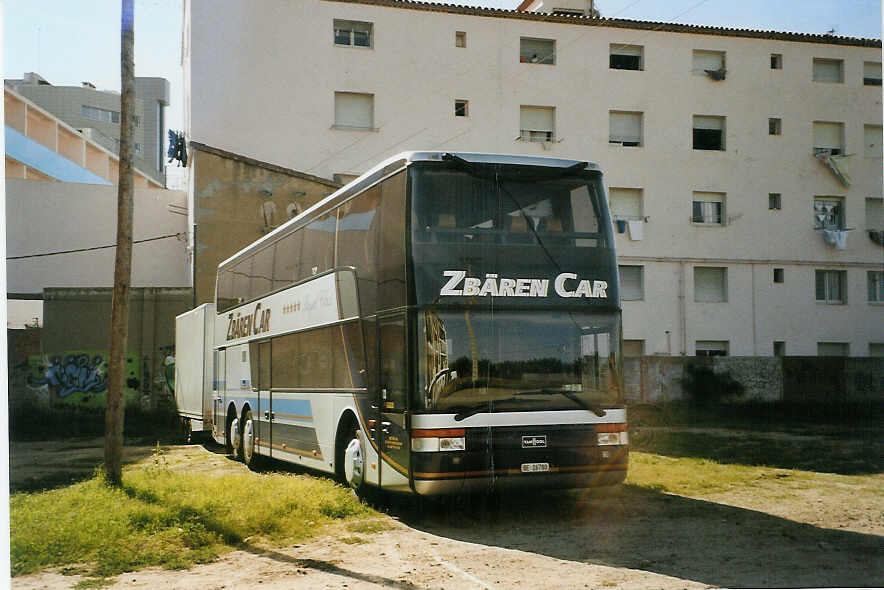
left=416, top=310, right=622, bottom=413
left=411, top=165, right=608, bottom=250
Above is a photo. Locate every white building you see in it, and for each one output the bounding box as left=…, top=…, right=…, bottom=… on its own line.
left=183, top=0, right=883, bottom=357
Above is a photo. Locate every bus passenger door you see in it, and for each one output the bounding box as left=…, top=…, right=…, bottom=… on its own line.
left=250, top=341, right=271, bottom=458
left=377, top=315, right=411, bottom=490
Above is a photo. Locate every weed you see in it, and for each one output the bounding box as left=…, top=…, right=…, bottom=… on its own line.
left=11, top=456, right=381, bottom=578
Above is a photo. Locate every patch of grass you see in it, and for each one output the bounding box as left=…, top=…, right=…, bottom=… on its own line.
left=338, top=535, right=367, bottom=544
left=11, top=461, right=381, bottom=579
left=627, top=451, right=769, bottom=495
left=629, top=428, right=883, bottom=475
left=345, top=519, right=393, bottom=534
left=74, top=577, right=115, bottom=589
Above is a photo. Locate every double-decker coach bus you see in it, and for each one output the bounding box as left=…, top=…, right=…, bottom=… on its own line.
left=206, top=151, right=627, bottom=495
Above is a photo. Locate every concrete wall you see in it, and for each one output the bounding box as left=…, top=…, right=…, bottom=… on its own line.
left=9, top=288, right=192, bottom=411
left=191, top=145, right=340, bottom=304
left=623, top=356, right=882, bottom=404
left=5, top=179, right=189, bottom=294
left=185, top=0, right=883, bottom=357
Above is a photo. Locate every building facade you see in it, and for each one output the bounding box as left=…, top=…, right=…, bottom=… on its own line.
left=184, top=0, right=883, bottom=357
left=6, top=72, right=170, bottom=185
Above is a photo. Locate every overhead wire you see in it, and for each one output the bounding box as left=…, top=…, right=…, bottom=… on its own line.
left=7, top=233, right=184, bottom=260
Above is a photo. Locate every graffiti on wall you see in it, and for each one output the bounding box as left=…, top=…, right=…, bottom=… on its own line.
left=27, top=351, right=141, bottom=407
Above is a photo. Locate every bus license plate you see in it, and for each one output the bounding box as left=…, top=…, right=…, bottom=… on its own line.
left=521, top=462, right=550, bottom=473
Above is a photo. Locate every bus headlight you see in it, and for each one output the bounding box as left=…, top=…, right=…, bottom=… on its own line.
left=596, top=423, right=628, bottom=446
left=411, top=428, right=466, bottom=452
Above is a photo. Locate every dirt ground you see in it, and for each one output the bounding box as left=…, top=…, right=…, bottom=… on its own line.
left=10, top=436, right=884, bottom=589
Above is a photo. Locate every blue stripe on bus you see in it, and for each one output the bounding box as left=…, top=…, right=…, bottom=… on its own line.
left=271, top=398, right=312, bottom=418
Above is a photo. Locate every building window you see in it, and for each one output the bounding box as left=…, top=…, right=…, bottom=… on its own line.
left=773, top=268, right=784, bottom=283
left=693, top=115, right=725, bottom=150
left=692, top=49, right=726, bottom=79
left=81, top=105, right=120, bottom=124
left=815, top=269, right=846, bottom=304
left=610, top=44, right=643, bottom=70
left=519, top=105, right=555, bottom=142
left=333, top=19, right=372, bottom=47
left=773, top=341, right=786, bottom=357
left=817, top=342, right=849, bottom=356
left=870, top=343, right=884, bottom=357
left=455, top=31, right=466, bottom=48
left=868, top=271, right=884, bottom=302
left=609, top=111, right=642, bottom=147
left=333, top=92, right=374, bottom=130
left=692, top=192, right=725, bottom=225
left=520, top=37, right=555, bottom=64
left=609, top=187, right=643, bottom=221
left=694, top=267, right=727, bottom=302
left=134, top=143, right=142, bottom=156
left=769, top=193, right=782, bottom=210
left=134, top=115, right=141, bottom=127
left=812, top=121, right=844, bottom=156
left=619, top=265, right=644, bottom=301
left=866, top=197, right=883, bottom=230
left=769, top=118, right=782, bottom=136
left=812, top=58, right=843, bottom=83
left=696, top=341, right=728, bottom=356
left=813, top=197, right=844, bottom=230
left=454, top=100, right=468, bottom=117
left=623, top=340, right=645, bottom=357
left=770, top=53, right=783, bottom=69
left=864, top=125, right=882, bottom=158
left=863, top=61, right=882, bottom=85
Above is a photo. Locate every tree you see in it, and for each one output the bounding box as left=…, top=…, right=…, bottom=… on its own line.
left=104, top=0, right=135, bottom=486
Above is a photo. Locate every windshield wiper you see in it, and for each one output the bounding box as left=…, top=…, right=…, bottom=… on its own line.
left=450, top=398, right=521, bottom=422
left=516, top=389, right=607, bottom=417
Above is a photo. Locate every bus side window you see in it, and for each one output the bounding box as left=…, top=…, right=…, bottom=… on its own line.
left=251, top=245, right=274, bottom=300
left=231, top=257, right=252, bottom=306
left=379, top=317, right=407, bottom=409
left=336, top=187, right=380, bottom=315
left=273, top=231, right=303, bottom=290
left=378, top=171, right=407, bottom=308
left=301, top=213, right=336, bottom=281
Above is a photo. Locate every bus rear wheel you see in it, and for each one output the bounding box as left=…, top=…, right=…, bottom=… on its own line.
left=242, top=410, right=258, bottom=469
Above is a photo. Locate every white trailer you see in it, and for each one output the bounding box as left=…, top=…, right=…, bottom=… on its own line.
left=174, top=303, right=215, bottom=440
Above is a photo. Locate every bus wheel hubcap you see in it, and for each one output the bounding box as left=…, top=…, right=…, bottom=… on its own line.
left=243, top=419, right=254, bottom=461
left=231, top=418, right=240, bottom=453
left=344, top=436, right=363, bottom=489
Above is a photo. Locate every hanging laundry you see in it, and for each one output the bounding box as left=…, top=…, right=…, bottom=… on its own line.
left=627, top=220, right=644, bottom=240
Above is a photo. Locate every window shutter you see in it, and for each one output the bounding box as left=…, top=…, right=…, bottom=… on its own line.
left=813, top=122, right=842, bottom=150
left=866, top=198, right=883, bottom=230
left=619, top=265, right=643, bottom=300
left=609, top=188, right=642, bottom=219
left=609, top=112, right=641, bottom=143
left=335, top=92, right=373, bottom=128
left=693, top=116, right=723, bottom=131
left=813, top=59, right=843, bottom=82
left=694, top=267, right=726, bottom=302
left=520, top=106, right=554, bottom=133
left=864, top=62, right=882, bottom=79
left=611, top=44, right=642, bottom=56
left=864, top=125, right=882, bottom=157
left=693, top=50, right=724, bottom=72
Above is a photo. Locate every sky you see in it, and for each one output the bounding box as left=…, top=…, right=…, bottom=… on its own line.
left=3, top=0, right=882, bottom=138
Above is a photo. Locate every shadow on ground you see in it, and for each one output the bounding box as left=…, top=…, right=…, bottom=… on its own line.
left=630, top=428, right=884, bottom=475
left=9, top=437, right=160, bottom=493
left=391, top=486, right=883, bottom=588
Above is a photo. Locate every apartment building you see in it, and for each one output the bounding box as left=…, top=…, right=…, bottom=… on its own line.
left=6, top=72, right=170, bottom=185
left=183, top=0, right=883, bottom=356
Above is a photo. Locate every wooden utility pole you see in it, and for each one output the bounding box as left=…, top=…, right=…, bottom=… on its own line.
left=104, top=0, right=135, bottom=486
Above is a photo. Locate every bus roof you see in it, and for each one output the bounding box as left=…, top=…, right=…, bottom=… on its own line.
left=218, top=151, right=602, bottom=270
